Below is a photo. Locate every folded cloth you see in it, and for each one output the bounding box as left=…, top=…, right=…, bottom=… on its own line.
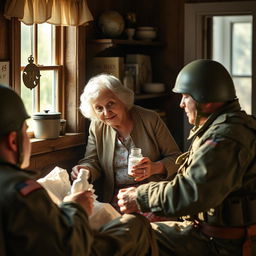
left=37, top=166, right=120, bottom=229
left=37, top=166, right=71, bottom=204
left=69, top=169, right=120, bottom=229
left=90, top=201, right=121, bottom=230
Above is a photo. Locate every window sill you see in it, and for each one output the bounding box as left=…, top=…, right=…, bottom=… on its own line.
left=31, top=133, right=86, bottom=156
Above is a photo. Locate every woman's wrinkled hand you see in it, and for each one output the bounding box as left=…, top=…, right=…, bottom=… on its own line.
left=129, top=157, right=163, bottom=182
left=117, top=187, right=139, bottom=213
left=71, top=165, right=90, bottom=181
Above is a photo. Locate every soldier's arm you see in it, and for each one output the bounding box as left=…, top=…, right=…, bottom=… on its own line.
left=135, top=138, right=246, bottom=217
left=8, top=180, right=93, bottom=255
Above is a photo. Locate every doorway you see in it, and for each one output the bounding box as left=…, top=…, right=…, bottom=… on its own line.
left=210, top=15, right=252, bottom=114
left=183, top=1, right=256, bottom=150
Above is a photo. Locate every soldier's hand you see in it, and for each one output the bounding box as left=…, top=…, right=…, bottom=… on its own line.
left=117, top=187, right=139, bottom=213
left=64, top=190, right=94, bottom=216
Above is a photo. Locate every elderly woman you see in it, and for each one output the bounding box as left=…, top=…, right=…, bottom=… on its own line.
left=72, top=74, right=181, bottom=220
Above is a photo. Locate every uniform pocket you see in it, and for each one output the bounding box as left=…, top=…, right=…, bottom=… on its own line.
left=224, top=197, right=244, bottom=226
left=244, top=195, right=256, bottom=224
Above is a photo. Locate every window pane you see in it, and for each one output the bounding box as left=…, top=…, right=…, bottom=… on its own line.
left=20, top=23, right=60, bottom=132
left=233, top=77, right=251, bottom=114
left=21, top=73, right=35, bottom=130
left=21, top=24, right=33, bottom=66
left=38, top=24, right=54, bottom=65
left=232, top=22, right=252, bottom=76
left=40, top=70, right=57, bottom=112
left=212, top=15, right=252, bottom=114
left=21, top=73, right=34, bottom=114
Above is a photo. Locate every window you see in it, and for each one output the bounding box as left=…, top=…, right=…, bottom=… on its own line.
left=212, top=16, right=252, bottom=114
left=184, top=1, right=256, bottom=150
left=11, top=19, right=86, bottom=137
left=20, top=23, right=63, bottom=130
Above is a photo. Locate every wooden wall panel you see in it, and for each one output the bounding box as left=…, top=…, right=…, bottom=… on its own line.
left=64, top=26, right=88, bottom=133
left=149, top=0, right=185, bottom=148
left=0, top=15, right=10, bottom=60
left=29, top=145, right=85, bottom=178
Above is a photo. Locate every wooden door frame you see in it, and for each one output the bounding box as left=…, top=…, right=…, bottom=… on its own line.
left=183, top=1, right=256, bottom=149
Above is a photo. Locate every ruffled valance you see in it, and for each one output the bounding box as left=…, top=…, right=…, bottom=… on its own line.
left=4, top=0, right=93, bottom=26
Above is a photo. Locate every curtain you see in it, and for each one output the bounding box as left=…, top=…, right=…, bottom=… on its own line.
left=4, top=0, right=93, bottom=26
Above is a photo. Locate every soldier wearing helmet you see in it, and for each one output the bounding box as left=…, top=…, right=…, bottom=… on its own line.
left=0, top=84, right=30, bottom=167
left=173, top=59, right=237, bottom=128
left=118, top=59, right=256, bottom=256
left=0, top=85, right=157, bottom=255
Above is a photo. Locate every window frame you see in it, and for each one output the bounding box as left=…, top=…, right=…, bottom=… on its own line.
left=210, top=16, right=252, bottom=78
left=210, top=15, right=252, bottom=115
left=20, top=65, right=63, bottom=113
left=20, top=23, right=64, bottom=118
left=230, top=20, right=252, bottom=77
left=11, top=18, right=87, bottom=139
left=184, top=1, right=256, bottom=114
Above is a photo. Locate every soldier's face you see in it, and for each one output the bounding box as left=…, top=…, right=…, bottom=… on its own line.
left=20, top=122, right=31, bottom=169
left=180, top=94, right=197, bottom=125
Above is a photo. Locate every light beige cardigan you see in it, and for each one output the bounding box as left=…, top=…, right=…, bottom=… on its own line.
left=78, top=105, right=181, bottom=202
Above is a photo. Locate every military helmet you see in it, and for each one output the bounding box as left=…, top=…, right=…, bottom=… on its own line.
left=173, top=59, right=236, bottom=103
left=0, top=85, right=30, bottom=135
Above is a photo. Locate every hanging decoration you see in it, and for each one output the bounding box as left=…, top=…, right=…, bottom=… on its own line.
left=22, top=55, right=41, bottom=90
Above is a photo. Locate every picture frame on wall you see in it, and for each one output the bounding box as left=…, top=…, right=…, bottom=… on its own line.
left=124, top=63, right=140, bottom=94
left=126, top=54, right=152, bottom=89
left=0, top=61, right=10, bottom=87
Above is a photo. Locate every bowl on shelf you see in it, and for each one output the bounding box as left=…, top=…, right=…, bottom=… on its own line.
left=136, top=26, right=157, bottom=41
left=142, top=83, right=165, bottom=93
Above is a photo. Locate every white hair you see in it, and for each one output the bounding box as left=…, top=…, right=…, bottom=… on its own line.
left=80, top=74, right=134, bottom=120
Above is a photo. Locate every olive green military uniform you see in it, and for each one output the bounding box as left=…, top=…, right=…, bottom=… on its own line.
left=0, top=162, right=94, bottom=255
left=136, top=100, right=256, bottom=255
left=0, top=162, right=157, bottom=256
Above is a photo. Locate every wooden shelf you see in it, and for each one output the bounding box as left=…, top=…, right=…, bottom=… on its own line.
left=31, top=133, right=85, bottom=156
left=135, top=93, right=169, bottom=100
left=88, top=39, right=163, bottom=47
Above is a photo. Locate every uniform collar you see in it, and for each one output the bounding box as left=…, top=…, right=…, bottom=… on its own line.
left=188, top=99, right=241, bottom=140
left=0, top=161, right=39, bottom=178
left=0, top=161, right=21, bottom=170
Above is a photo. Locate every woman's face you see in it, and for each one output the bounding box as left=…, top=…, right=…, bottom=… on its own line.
left=91, top=89, right=129, bottom=127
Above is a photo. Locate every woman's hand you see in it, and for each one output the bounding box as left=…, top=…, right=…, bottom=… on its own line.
left=71, top=165, right=90, bottom=181
left=129, top=157, right=165, bottom=182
